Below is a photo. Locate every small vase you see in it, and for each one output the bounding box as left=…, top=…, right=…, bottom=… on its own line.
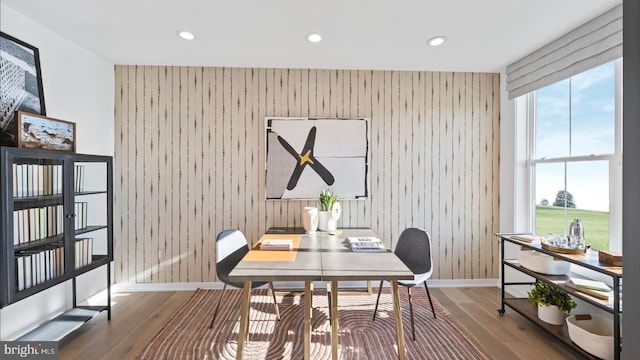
left=318, top=211, right=337, bottom=232
left=537, top=304, right=565, bottom=325
left=302, top=207, right=319, bottom=234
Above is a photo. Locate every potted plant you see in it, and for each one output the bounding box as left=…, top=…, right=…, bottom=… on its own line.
left=317, top=189, right=341, bottom=232
left=527, top=281, right=577, bottom=325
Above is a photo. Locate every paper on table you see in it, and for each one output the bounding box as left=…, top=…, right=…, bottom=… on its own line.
left=243, top=235, right=301, bottom=262
left=260, top=239, right=293, bottom=250
left=351, top=241, right=386, bottom=252
left=347, top=237, right=380, bottom=244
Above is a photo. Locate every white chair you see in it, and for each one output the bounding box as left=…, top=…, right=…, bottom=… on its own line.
left=372, top=228, right=436, bottom=340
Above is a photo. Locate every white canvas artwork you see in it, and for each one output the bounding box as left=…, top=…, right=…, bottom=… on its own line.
left=265, top=118, right=370, bottom=200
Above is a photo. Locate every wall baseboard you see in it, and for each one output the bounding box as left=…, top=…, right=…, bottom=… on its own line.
left=113, top=279, right=500, bottom=293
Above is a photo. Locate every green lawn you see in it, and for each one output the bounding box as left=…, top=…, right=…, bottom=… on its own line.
left=535, top=205, right=609, bottom=250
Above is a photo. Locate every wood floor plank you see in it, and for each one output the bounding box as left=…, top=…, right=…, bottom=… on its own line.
left=57, top=287, right=589, bottom=359
left=456, top=287, right=581, bottom=358
left=101, top=291, right=193, bottom=360
left=431, top=288, right=521, bottom=360
left=59, top=291, right=191, bottom=360
left=439, top=287, right=475, bottom=304
left=454, top=289, right=552, bottom=344
left=60, top=292, right=160, bottom=359
left=458, top=302, right=522, bottom=342
left=434, top=287, right=582, bottom=360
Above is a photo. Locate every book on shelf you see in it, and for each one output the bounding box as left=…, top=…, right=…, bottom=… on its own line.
left=74, top=202, right=88, bottom=230
left=565, top=281, right=613, bottom=302
left=13, top=211, right=20, bottom=245
left=74, top=164, right=85, bottom=192
left=12, top=163, right=63, bottom=198
left=13, top=205, right=64, bottom=245
left=12, top=163, right=18, bottom=197
left=16, top=246, right=64, bottom=291
left=351, top=241, right=386, bottom=252
left=259, top=239, right=293, bottom=251
left=511, top=234, right=542, bottom=243
left=16, top=255, right=25, bottom=291
left=37, top=164, right=44, bottom=196
left=75, top=238, right=93, bottom=268
left=568, top=277, right=613, bottom=292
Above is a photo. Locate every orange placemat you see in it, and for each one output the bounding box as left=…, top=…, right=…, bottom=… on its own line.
left=242, top=235, right=301, bottom=262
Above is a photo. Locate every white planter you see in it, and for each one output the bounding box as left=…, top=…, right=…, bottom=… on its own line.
left=302, top=207, right=319, bottom=234
left=318, top=211, right=336, bottom=232
left=537, top=304, right=565, bottom=325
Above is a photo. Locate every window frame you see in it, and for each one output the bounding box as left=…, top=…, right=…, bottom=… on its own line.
left=524, top=59, right=623, bottom=251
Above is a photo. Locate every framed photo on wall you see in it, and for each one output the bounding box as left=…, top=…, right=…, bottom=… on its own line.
left=14, top=112, right=75, bottom=152
left=0, top=31, right=46, bottom=146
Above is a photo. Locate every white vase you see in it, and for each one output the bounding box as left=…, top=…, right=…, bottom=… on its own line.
left=537, top=303, right=565, bottom=325
left=318, top=211, right=337, bottom=232
left=302, top=207, right=319, bottom=234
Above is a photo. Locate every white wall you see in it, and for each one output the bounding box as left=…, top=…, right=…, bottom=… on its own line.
left=499, top=71, right=531, bottom=236
left=499, top=72, right=516, bottom=235
left=1, top=4, right=114, bottom=340
left=499, top=72, right=536, bottom=297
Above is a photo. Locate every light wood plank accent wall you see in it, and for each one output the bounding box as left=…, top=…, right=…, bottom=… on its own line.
left=113, top=66, right=500, bottom=283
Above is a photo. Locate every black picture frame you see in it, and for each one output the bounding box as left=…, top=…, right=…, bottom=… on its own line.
left=0, top=31, right=46, bottom=146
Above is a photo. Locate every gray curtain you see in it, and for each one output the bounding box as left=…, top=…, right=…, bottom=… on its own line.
left=506, top=4, right=622, bottom=99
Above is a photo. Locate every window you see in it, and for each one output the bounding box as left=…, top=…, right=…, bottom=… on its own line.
left=527, top=60, right=622, bottom=251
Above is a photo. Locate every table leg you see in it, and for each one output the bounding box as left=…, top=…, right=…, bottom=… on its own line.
left=330, top=280, right=339, bottom=360
left=391, top=280, right=406, bottom=360
left=236, top=281, right=252, bottom=360
left=304, top=281, right=312, bottom=360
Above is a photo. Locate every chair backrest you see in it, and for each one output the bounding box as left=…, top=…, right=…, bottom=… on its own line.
left=394, top=228, right=432, bottom=275
left=216, top=230, right=250, bottom=280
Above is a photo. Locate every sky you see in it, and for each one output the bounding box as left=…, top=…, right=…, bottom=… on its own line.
left=534, top=61, right=616, bottom=212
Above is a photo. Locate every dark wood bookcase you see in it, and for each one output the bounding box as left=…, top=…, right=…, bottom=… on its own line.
left=1, top=146, right=113, bottom=340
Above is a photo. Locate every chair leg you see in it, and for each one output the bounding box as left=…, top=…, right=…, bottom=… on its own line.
left=327, top=282, right=332, bottom=325
left=424, top=281, right=436, bottom=319
left=209, top=284, right=228, bottom=329
left=268, top=282, right=281, bottom=321
left=246, top=303, right=251, bottom=342
left=408, top=287, right=415, bottom=340
left=372, top=280, right=384, bottom=321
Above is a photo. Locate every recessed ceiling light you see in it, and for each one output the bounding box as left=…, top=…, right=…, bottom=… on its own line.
left=306, top=33, right=322, bottom=43
left=427, top=36, right=447, bottom=47
left=177, top=30, right=195, bottom=40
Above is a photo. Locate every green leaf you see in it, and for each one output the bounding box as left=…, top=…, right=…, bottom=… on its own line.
left=527, top=281, right=577, bottom=314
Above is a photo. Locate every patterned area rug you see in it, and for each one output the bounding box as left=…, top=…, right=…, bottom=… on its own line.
left=135, top=288, right=490, bottom=359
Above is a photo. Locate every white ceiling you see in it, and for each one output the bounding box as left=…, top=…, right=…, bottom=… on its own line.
left=1, top=0, right=622, bottom=72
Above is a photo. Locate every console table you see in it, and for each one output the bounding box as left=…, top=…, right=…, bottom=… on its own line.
left=496, top=233, right=622, bottom=360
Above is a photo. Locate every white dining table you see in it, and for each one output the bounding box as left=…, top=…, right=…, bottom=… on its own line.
left=228, top=228, right=413, bottom=360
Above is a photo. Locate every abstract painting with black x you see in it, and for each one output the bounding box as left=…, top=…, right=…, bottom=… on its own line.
left=265, top=118, right=370, bottom=200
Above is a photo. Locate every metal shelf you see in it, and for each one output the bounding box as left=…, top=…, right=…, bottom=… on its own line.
left=497, top=233, right=622, bottom=360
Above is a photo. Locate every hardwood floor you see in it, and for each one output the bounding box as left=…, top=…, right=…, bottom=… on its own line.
left=59, top=287, right=582, bottom=359
left=431, top=287, right=581, bottom=360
